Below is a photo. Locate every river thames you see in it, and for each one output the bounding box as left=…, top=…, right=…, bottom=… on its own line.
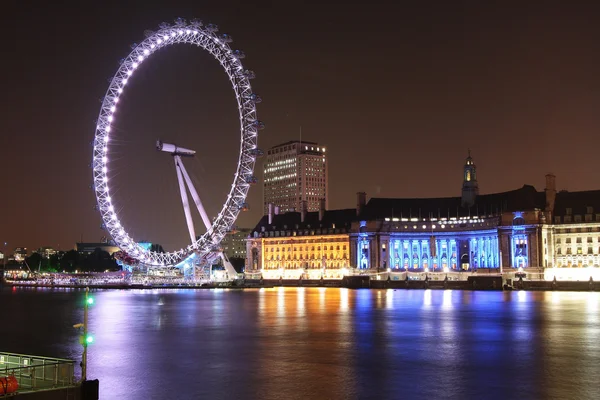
left=1, top=287, right=599, bottom=399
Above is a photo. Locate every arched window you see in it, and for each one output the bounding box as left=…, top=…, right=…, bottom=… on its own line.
left=513, top=217, right=525, bottom=226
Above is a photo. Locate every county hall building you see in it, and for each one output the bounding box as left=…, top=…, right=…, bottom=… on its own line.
left=247, top=153, right=600, bottom=281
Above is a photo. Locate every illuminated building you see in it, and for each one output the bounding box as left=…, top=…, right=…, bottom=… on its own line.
left=221, top=228, right=252, bottom=259
left=545, top=188, right=600, bottom=280
left=247, top=201, right=354, bottom=278
left=263, top=140, right=328, bottom=214
left=13, top=247, right=28, bottom=262
left=76, top=242, right=120, bottom=256
left=34, top=247, right=58, bottom=259
left=351, top=153, right=548, bottom=276
left=251, top=151, right=600, bottom=280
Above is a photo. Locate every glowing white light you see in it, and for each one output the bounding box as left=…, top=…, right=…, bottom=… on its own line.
left=109, top=205, right=114, bottom=211
left=193, top=30, right=198, bottom=34
left=111, top=214, right=117, bottom=220
left=103, top=147, right=107, bottom=152
left=105, top=127, right=111, bottom=132
left=186, top=29, right=191, bottom=34
left=171, top=32, right=176, bottom=37
left=107, top=116, right=113, bottom=122
left=104, top=136, right=109, bottom=142
left=163, top=35, right=169, bottom=40
left=127, top=70, right=132, bottom=76
left=132, top=62, right=138, bottom=68
left=155, top=41, right=160, bottom=46
left=103, top=177, right=108, bottom=182
left=102, top=156, right=107, bottom=163
left=117, top=88, right=123, bottom=94
left=114, top=97, right=119, bottom=103
left=178, top=30, right=183, bottom=35
left=106, top=196, right=112, bottom=203
left=143, top=49, right=149, bottom=55
left=110, top=106, right=116, bottom=112
left=137, top=55, right=144, bottom=61
left=102, top=167, right=107, bottom=173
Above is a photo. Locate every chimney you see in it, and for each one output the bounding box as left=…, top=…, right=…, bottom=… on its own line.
left=268, top=203, right=273, bottom=224
left=274, top=206, right=280, bottom=215
left=545, top=173, right=557, bottom=217
left=357, top=192, right=366, bottom=216
left=301, top=200, right=308, bottom=223
left=319, top=198, right=326, bottom=221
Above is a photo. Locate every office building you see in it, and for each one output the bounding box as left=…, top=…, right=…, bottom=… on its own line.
left=263, top=140, right=328, bottom=214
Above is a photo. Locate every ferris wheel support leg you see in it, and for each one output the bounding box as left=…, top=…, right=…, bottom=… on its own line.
left=174, top=156, right=197, bottom=244
left=219, top=252, right=238, bottom=278
left=178, top=160, right=213, bottom=232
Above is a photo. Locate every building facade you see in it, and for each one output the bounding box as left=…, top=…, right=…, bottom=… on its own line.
left=247, top=203, right=354, bottom=278
left=221, top=228, right=251, bottom=260
left=543, top=190, right=600, bottom=280
left=34, top=247, right=58, bottom=259
left=263, top=140, right=328, bottom=214
left=76, top=242, right=120, bottom=256
left=352, top=154, right=600, bottom=281
left=250, top=152, right=600, bottom=281
left=351, top=154, right=549, bottom=276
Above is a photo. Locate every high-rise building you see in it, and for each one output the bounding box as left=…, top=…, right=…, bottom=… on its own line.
left=263, top=140, right=328, bottom=214
left=221, top=228, right=251, bottom=260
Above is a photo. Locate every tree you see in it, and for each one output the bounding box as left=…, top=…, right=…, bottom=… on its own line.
left=48, top=253, right=61, bottom=271
left=229, top=257, right=246, bottom=273
left=60, top=250, right=80, bottom=272
left=82, top=248, right=118, bottom=272
left=25, top=253, right=42, bottom=271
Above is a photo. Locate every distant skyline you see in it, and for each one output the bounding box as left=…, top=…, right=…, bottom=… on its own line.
left=2, top=1, right=600, bottom=252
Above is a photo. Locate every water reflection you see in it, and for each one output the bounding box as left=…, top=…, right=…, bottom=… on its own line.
left=1, top=287, right=600, bottom=400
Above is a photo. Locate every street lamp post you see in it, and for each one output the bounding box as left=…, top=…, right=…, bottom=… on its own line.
left=74, top=287, right=94, bottom=383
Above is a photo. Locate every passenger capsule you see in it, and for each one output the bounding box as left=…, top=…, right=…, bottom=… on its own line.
left=206, top=23, right=219, bottom=32
left=220, top=33, right=233, bottom=43
left=248, top=93, right=262, bottom=103
left=241, top=70, right=255, bottom=79
left=249, top=148, right=264, bottom=157
left=232, top=50, right=245, bottom=59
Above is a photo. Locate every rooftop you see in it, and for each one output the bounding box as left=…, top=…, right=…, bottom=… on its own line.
left=251, top=208, right=357, bottom=235
left=360, top=185, right=546, bottom=220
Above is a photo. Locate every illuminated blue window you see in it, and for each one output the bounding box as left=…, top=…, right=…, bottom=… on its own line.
left=512, top=235, right=528, bottom=268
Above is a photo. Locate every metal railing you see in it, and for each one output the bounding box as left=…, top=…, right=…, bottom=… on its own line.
left=0, top=352, right=75, bottom=393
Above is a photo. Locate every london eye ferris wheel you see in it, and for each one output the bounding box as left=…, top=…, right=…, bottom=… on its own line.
left=91, top=18, right=263, bottom=270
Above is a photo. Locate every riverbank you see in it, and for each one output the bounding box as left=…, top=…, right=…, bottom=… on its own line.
left=4, top=276, right=599, bottom=291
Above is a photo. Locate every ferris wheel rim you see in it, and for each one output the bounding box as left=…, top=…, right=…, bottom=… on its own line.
left=91, top=19, right=260, bottom=267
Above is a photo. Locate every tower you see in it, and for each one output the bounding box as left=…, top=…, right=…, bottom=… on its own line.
left=544, top=173, right=556, bottom=219
left=461, top=150, right=479, bottom=208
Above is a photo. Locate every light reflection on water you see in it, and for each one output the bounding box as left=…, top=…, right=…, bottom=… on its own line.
left=1, top=287, right=599, bottom=400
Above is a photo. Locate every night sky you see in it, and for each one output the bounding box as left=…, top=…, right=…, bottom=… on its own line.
left=2, top=0, right=600, bottom=253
